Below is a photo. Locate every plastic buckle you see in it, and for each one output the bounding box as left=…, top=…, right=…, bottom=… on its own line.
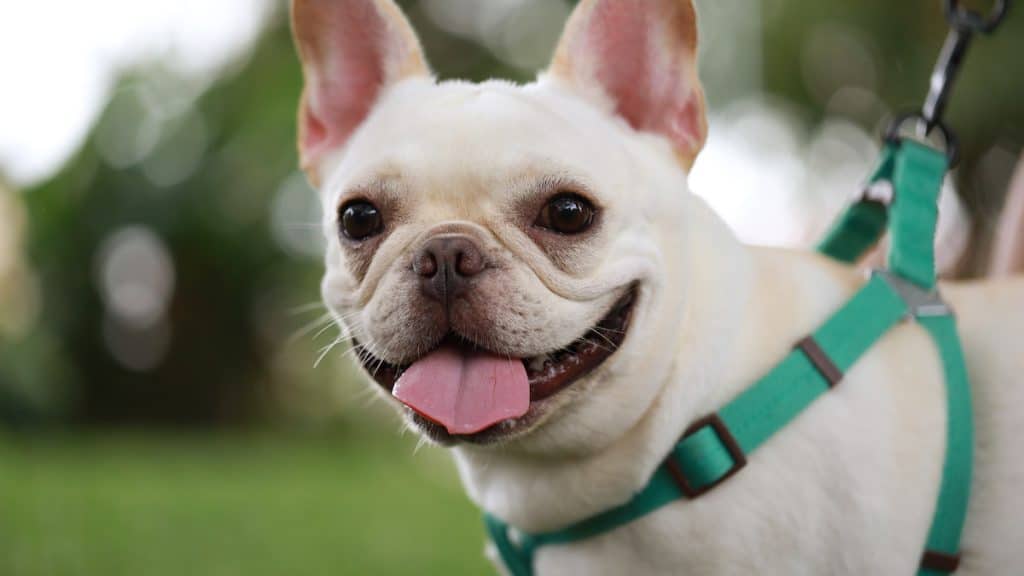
left=873, top=269, right=951, bottom=319
left=666, top=414, right=747, bottom=499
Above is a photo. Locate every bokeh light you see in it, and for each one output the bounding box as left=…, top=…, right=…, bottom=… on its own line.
left=0, top=183, right=40, bottom=338
left=96, top=226, right=176, bottom=331
left=421, top=0, right=574, bottom=73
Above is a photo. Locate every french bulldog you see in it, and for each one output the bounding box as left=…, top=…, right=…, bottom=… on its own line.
left=291, top=0, right=1024, bottom=573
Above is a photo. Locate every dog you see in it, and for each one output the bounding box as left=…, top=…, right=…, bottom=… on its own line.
left=290, top=0, right=1024, bottom=573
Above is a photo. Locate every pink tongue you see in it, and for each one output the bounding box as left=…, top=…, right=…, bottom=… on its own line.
left=392, top=345, right=530, bottom=435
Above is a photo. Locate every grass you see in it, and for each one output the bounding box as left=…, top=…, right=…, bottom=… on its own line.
left=0, top=429, right=493, bottom=576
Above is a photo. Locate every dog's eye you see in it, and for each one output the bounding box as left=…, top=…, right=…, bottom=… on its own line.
left=536, top=194, right=595, bottom=235
left=339, top=200, right=383, bottom=241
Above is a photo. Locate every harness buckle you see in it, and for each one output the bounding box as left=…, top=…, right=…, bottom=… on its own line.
left=872, top=269, right=951, bottom=318
left=666, top=414, right=747, bottom=499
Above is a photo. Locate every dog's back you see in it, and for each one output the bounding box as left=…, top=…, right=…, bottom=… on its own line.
left=918, top=161, right=1024, bottom=571
left=943, top=277, right=1024, bottom=573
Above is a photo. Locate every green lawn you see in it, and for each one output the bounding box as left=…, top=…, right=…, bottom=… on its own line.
left=0, top=429, right=493, bottom=576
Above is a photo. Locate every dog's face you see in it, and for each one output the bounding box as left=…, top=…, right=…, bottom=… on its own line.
left=293, top=0, right=707, bottom=455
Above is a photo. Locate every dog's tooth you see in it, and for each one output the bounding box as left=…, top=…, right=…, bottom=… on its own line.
left=528, top=355, right=548, bottom=373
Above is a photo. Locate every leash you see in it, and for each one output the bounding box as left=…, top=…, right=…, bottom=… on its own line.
left=485, top=2, right=1010, bottom=574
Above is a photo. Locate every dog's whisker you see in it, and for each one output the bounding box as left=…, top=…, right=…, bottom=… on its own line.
left=310, top=320, right=342, bottom=342
left=287, top=301, right=329, bottom=316
left=334, top=309, right=363, bottom=322
left=370, top=350, right=390, bottom=378
left=349, top=383, right=382, bottom=408
left=412, top=435, right=431, bottom=455
left=344, top=342, right=372, bottom=365
left=592, top=325, right=627, bottom=336
left=587, top=331, right=618, bottom=352
left=287, top=312, right=335, bottom=345
left=314, top=336, right=347, bottom=368
left=341, top=346, right=363, bottom=363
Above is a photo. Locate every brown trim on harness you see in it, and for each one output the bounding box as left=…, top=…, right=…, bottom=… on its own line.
left=796, top=336, right=843, bottom=388
left=920, top=550, right=961, bottom=573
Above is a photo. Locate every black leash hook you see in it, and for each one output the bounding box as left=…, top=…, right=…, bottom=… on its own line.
left=886, top=0, right=1011, bottom=166
left=944, top=0, right=1010, bottom=33
left=924, top=0, right=1011, bottom=131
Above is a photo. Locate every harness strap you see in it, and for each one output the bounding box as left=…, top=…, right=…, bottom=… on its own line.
left=486, top=464, right=690, bottom=576
left=918, top=314, right=974, bottom=574
left=843, top=142, right=975, bottom=573
left=671, top=274, right=907, bottom=491
left=485, top=141, right=973, bottom=576
left=818, top=144, right=895, bottom=263
left=817, top=142, right=975, bottom=573
left=888, top=142, right=947, bottom=289
left=818, top=140, right=948, bottom=290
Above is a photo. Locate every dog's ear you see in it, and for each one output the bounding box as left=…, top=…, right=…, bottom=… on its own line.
left=989, top=155, right=1024, bottom=276
left=291, top=0, right=430, bottom=182
left=547, top=0, right=707, bottom=168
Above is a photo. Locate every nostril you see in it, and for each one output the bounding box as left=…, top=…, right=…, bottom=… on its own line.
left=414, top=251, right=438, bottom=278
left=455, top=247, right=484, bottom=277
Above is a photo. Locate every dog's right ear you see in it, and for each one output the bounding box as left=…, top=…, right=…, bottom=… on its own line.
left=291, top=0, right=430, bottom=184
left=989, top=155, right=1024, bottom=276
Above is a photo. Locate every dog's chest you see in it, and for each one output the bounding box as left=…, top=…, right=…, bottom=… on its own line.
left=501, top=344, right=946, bottom=576
left=526, top=482, right=917, bottom=576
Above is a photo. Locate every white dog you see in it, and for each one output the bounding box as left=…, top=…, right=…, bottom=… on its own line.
left=291, top=0, right=1024, bottom=573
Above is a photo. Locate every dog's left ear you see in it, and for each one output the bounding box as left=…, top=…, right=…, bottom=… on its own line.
left=547, top=0, right=707, bottom=168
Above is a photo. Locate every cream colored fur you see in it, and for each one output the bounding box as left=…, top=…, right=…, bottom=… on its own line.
left=294, top=1, right=1024, bottom=573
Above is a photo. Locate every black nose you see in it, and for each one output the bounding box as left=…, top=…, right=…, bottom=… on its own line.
left=413, top=235, right=486, bottom=304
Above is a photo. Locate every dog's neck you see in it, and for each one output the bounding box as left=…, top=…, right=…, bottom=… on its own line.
left=451, top=196, right=768, bottom=532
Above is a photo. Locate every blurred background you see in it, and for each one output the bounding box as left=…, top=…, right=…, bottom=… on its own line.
left=0, top=0, right=1020, bottom=574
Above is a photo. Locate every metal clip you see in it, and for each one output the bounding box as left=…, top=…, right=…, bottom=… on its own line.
left=924, top=0, right=1011, bottom=132
left=885, top=113, right=959, bottom=167
left=944, top=0, right=1010, bottom=35
left=922, top=25, right=973, bottom=132
left=888, top=0, right=1010, bottom=167
left=873, top=269, right=951, bottom=319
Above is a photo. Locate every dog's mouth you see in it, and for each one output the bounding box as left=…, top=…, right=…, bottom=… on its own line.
left=353, top=287, right=637, bottom=444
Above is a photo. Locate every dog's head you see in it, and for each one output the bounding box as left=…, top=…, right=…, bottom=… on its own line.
left=293, top=0, right=708, bottom=454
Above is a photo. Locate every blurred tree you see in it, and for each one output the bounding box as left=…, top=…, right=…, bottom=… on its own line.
left=18, top=16, right=316, bottom=425
left=760, top=0, right=1024, bottom=268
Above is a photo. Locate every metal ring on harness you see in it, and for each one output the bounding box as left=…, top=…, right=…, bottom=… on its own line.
left=885, top=113, right=960, bottom=167
left=944, top=0, right=1010, bottom=34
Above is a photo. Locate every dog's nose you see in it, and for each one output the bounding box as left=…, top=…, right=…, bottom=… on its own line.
left=413, top=235, right=486, bottom=304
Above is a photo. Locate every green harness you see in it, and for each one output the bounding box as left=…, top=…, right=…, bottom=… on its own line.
left=484, top=140, right=975, bottom=575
